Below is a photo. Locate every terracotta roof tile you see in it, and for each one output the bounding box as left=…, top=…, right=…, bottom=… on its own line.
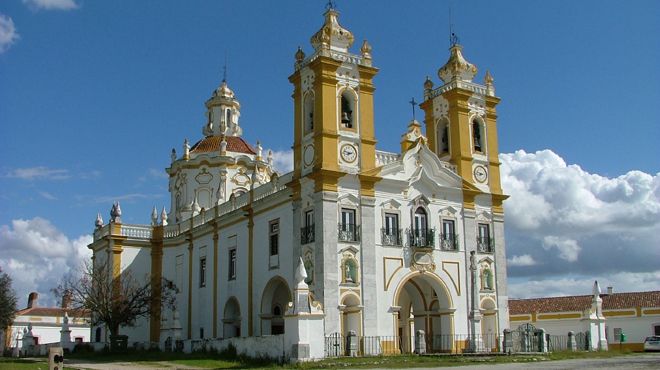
left=190, top=136, right=256, bottom=155
left=509, top=291, right=660, bottom=315
left=16, top=306, right=89, bottom=317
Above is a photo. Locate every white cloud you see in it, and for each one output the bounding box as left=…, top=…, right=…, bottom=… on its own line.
left=269, top=149, right=294, bottom=174
left=507, top=254, right=537, bottom=267
left=23, top=0, right=78, bottom=11
left=501, top=149, right=660, bottom=294
left=38, top=191, right=57, bottom=200
left=0, top=218, right=92, bottom=308
left=0, top=14, right=19, bottom=54
left=6, top=166, right=70, bottom=180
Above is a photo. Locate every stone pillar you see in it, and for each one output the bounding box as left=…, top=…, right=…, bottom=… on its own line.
left=492, top=212, right=509, bottom=344
left=59, top=312, right=72, bottom=350
left=537, top=328, right=547, bottom=353
left=346, top=330, right=359, bottom=357
left=567, top=331, right=576, bottom=352
left=360, top=196, right=377, bottom=337
left=414, top=330, right=427, bottom=354
left=468, top=251, right=483, bottom=352
left=502, top=329, right=512, bottom=353
left=582, top=281, right=608, bottom=351
left=284, top=257, right=326, bottom=362
left=316, top=191, right=339, bottom=335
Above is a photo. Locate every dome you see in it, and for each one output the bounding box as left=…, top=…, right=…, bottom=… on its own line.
left=438, top=44, right=478, bottom=83
left=212, top=80, right=235, bottom=99
left=190, top=135, right=256, bottom=155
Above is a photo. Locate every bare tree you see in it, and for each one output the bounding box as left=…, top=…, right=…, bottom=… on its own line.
left=54, top=259, right=177, bottom=343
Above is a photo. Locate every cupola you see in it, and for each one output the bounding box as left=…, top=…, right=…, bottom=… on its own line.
left=203, top=79, right=243, bottom=137
left=438, top=44, right=478, bottom=83
left=310, top=7, right=354, bottom=53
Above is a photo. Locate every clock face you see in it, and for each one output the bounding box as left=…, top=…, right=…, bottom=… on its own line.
left=303, top=145, right=315, bottom=167
left=473, top=165, right=488, bottom=183
left=340, top=143, right=358, bottom=163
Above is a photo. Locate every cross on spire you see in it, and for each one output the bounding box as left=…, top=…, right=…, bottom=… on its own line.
left=326, top=0, right=336, bottom=10
left=222, top=56, right=228, bottom=82
left=409, top=97, right=417, bottom=120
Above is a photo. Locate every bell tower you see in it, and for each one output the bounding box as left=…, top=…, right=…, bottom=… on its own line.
left=289, top=6, right=379, bottom=195
left=419, top=41, right=504, bottom=210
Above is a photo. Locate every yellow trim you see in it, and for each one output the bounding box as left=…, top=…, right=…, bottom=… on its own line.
left=643, top=308, right=660, bottom=315
left=383, top=257, right=403, bottom=291
left=441, top=261, right=461, bottom=296
left=636, top=306, right=642, bottom=317
left=186, top=236, right=193, bottom=339
left=603, top=310, right=636, bottom=317
left=212, top=224, right=219, bottom=338
left=246, top=205, right=255, bottom=336
left=149, top=225, right=164, bottom=342
left=537, top=313, right=582, bottom=320
left=532, top=312, right=537, bottom=322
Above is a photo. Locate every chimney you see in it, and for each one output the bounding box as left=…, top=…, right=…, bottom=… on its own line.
left=607, top=286, right=613, bottom=295
left=27, top=292, right=39, bottom=308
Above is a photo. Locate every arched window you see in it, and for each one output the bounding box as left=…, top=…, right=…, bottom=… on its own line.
left=414, top=207, right=428, bottom=233
left=340, top=92, right=354, bottom=129
left=437, top=118, right=450, bottom=154
left=304, top=94, right=315, bottom=133
left=272, top=304, right=282, bottom=317
left=225, top=108, right=232, bottom=127
left=472, top=120, right=483, bottom=152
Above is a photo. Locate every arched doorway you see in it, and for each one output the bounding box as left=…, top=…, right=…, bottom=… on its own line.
left=480, top=298, right=498, bottom=351
left=223, top=297, right=241, bottom=338
left=394, top=273, right=453, bottom=353
left=340, top=293, right=362, bottom=338
left=260, top=277, right=291, bottom=335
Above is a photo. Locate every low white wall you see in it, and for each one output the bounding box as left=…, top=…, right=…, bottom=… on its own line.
left=188, top=335, right=285, bottom=360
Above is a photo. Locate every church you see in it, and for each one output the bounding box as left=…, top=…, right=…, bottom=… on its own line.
left=88, top=5, right=509, bottom=358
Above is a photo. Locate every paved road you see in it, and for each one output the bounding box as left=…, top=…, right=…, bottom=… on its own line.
left=400, top=353, right=660, bottom=370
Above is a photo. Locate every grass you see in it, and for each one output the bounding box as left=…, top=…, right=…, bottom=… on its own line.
left=0, top=357, right=50, bottom=370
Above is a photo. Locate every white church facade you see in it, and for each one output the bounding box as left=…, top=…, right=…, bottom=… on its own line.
left=88, top=6, right=509, bottom=358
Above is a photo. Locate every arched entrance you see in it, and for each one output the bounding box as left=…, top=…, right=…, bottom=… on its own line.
left=223, top=297, right=241, bottom=338
left=340, top=293, right=362, bottom=338
left=480, top=297, right=498, bottom=351
left=394, top=272, right=453, bottom=353
left=260, top=277, right=291, bottom=335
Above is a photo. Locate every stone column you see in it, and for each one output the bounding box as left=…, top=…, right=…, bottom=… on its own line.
left=414, top=330, right=427, bottom=354
left=360, top=196, right=377, bottom=336
left=468, top=251, right=483, bottom=352
left=567, top=331, right=576, bottom=352
left=492, top=212, right=509, bottom=343
left=316, top=191, right=339, bottom=335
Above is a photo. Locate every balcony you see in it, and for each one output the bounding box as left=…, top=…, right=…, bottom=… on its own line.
left=381, top=228, right=402, bottom=246
left=301, top=224, right=315, bottom=244
left=477, top=236, right=494, bottom=253
left=338, top=224, right=360, bottom=242
left=439, top=233, right=459, bottom=251
left=407, top=228, right=435, bottom=248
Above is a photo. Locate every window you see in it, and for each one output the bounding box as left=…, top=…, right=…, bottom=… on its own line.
left=409, top=207, right=433, bottom=247
left=304, top=94, right=314, bottom=133
left=382, top=213, right=401, bottom=246
left=225, top=108, right=232, bottom=126
left=228, top=249, right=236, bottom=280
left=199, top=257, right=207, bottom=287
left=440, top=219, right=456, bottom=250
left=340, top=92, right=354, bottom=128
left=654, top=325, right=660, bottom=336
left=472, top=120, right=483, bottom=152
left=477, top=223, right=492, bottom=252
left=339, top=208, right=359, bottom=242
left=302, top=210, right=315, bottom=244
left=200, top=327, right=204, bottom=339
left=269, top=220, right=279, bottom=256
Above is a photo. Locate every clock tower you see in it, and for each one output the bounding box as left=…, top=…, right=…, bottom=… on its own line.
left=289, top=6, right=379, bottom=196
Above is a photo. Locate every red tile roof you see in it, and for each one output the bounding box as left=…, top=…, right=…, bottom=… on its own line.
left=190, top=135, right=256, bottom=155
left=16, top=306, right=89, bottom=318
left=509, top=291, right=660, bottom=315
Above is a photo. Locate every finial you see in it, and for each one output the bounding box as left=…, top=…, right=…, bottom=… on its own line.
left=256, top=141, right=263, bottom=159
left=222, top=54, right=228, bottom=83
left=192, top=196, right=201, bottom=215
left=409, top=97, right=418, bottom=121
left=295, top=256, right=308, bottom=288
left=183, top=138, right=190, bottom=160
left=170, top=148, right=177, bottom=163
left=110, top=201, right=122, bottom=223
left=220, top=136, right=227, bottom=154
left=424, top=76, right=434, bottom=90
left=161, top=206, right=168, bottom=226
left=484, top=70, right=495, bottom=96
left=151, top=206, right=158, bottom=226
left=326, top=0, right=336, bottom=10
left=267, top=149, right=273, bottom=167
left=295, top=46, right=305, bottom=64
left=95, top=213, right=103, bottom=229
left=592, top=280, right=601, bottom=297
left=450, top=32, right=460, bottom=47
left=485, top=70, right=494, bottom=84
left=360, top=39, right=372, bottom=59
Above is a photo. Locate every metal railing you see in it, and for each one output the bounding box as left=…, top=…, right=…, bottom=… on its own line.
left=300, top=224, right=315, bottom=244
left=324, top=333, right=500, bottom=357
left=438, top=233, right=459, bottom=251
left=407, top=228, right=435, bottom=248
left=338, top=224, right=360, bottom=242
left=381, top=228, right=402, bottom=246
left=477, top=236, right=494, bottom=253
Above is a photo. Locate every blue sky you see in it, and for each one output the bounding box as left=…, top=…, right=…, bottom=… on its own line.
left=0, top=0, right=659, bottom=306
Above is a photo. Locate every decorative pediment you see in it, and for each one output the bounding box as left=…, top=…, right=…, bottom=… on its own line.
left=411, top=194, right=431, bottom=207
left=476, top=210, right=493, bottom=222
left=439, top=206, right=459, bottom=218
left=380, top=199, right=401, bottom=210
left=479, top=256, right=494, bottom=265
left=339, top=245, right=359, bottom=255
left=338, top=193, right=360, bottom=207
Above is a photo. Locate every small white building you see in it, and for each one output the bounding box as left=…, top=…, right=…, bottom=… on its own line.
left=509, top=286, right=660, bottom=351
left=4, top=292, right=90, bottom=355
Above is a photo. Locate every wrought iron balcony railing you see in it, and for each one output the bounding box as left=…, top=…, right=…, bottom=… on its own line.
left=301, top=224, right=315, bottom=244
left=477, top=236, right=494, bottom=253
left=338, top=223, right=360, bottom=242
left=381, top=228, right=402, bottom=246
left=407, top=228, right=435, bottom=248
left=439, top=233, right=459, bottom=251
